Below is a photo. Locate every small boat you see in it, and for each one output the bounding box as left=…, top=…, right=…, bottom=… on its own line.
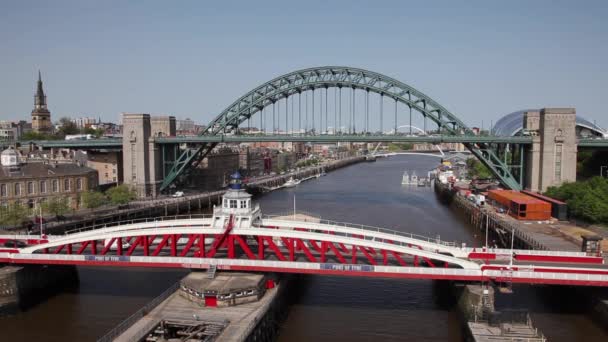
left=410, top=172, right=418, bottom=184
left=402, top=171, right=413, bottom=185
left=283, top=177, right=300, bottom=188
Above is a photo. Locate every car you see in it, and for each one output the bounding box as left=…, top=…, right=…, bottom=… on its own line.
left=172, top=191, right=184, bottom=198
left=3, top=240, right=26, bottom=248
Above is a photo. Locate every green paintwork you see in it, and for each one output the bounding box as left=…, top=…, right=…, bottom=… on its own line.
left=160, top=66, right=524, bottom=191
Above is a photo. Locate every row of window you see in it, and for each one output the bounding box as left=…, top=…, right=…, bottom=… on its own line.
left=223, top=199, right=249, bottom=209
left=0, top=178, right=84, bottom=197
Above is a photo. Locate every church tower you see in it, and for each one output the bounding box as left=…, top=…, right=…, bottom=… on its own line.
left=31, top=71, right=52, bottom=133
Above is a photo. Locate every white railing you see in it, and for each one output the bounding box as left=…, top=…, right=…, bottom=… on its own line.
left=263, top=215, right=461, bottom=248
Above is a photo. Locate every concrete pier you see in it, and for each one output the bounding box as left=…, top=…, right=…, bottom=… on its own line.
left=0, top=265, right=78, bottom=315
left=456, top=285, right=546, bottom=342
left=103, top=272, right=289, bottom=342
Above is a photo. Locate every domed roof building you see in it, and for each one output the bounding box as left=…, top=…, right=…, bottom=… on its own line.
left=492, top=109, right=606, bottom=138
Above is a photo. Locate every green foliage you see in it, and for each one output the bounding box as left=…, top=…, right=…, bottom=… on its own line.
left=387, top=143, right=413, bottom=151
left=545, top=177, right=608, bottom=224
left=295, top=158, right=319, bottom=168
left=56, top=117, right=79, bottom=137
left=42, top=196, right=71, bottom=217
left=0, top=202, right=30, bottom=227
left=576, top=150, right=608, bottom=180
left=80, top=191, right=107, bottom=209
left=466, top=158, right=493, bottom=179
left=107, top=185, right=136, bottom=205
left=21, top=131, right=58, bottom=141
left=83, top=127, right=105, bottom=138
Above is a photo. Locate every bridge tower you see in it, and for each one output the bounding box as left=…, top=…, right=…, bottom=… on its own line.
left=122, top=113, right=175, bottom=198
left=524, top=108, right=577, bottom=192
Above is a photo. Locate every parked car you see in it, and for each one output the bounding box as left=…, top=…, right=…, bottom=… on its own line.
left=172, top=191, right=185, bottom=198
left=3, top=240, right=26, bottom=248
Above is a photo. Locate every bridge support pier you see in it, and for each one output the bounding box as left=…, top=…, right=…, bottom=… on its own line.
left=523, top=108, right=577, bottom=192
left=122, top=114, right=176, bottom=198
left=0, top=265, right=78, bottom=315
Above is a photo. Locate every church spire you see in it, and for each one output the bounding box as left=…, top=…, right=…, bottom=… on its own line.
left=35, top=70, right=47, bottom=109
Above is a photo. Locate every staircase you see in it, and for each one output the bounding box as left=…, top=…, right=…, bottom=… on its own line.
left=207, top=264, right=217, bottom=279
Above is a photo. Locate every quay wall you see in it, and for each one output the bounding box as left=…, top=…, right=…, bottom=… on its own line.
left=434, top=181, right=547, bottom=250
left=47, top=156, right=364, bottom=235
left=0, top=265, right=78, bottom=315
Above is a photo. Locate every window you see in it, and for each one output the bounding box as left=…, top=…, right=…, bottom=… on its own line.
left=27, top=182, right=34, bottom=194
left=76, top=178, right=83, bottom=191
left=64, top=179, right=70, bottom=191
left=52, top=180, right=58, bottom=192
left=555, top=143, right=563, bottom=181
left=14, top=183, right=21, bottom=196
left=0, top=184, right=6, bottom=197
left=229, top=199, right=237, bottom=208
left=240, top=200, right=247, bottom=208
left=223, top=199, right=228, bottom=208
left=40, top=181, right=47, bottom=193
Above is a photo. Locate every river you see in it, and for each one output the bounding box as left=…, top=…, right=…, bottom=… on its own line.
left=0, top=155, right=605, bottom=341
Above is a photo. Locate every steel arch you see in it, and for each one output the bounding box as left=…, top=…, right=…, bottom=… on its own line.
left=161, top=66, right=521, bottom=191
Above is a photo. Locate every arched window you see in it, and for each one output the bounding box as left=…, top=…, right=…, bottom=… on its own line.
left=14, top=183, right=21, bottom=196
left=76, top=178, right=83, bottom=191
left=39, top=181, right=47, bottom=193
left=0, top=184, right=6, bottom=197
left=52, top=180, right=58, bottom=192
left=64, top=179, right=70, bottom=192
left=27, top=182, right=34, bottom=194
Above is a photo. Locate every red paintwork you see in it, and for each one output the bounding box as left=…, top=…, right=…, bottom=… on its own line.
left=513, top=254, right=604, bottom=264
left=204, top=295, right=217, bottom=307
left=2, top=257, right=607, bottom=286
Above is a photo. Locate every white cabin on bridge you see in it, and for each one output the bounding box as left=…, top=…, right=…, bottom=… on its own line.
left=211, top=171, right=261, bottom=229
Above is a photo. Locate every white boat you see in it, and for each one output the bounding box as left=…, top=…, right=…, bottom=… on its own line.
left=401, top=171, right=410, bottom=185
left=283, top=177, right=300, bottom=188
left=402, top=171, right=420, bottom=185
left=410, top=172, right=419, bottom=184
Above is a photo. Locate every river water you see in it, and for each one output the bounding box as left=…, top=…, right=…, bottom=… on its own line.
left=0, top=155, right=605, bottom=341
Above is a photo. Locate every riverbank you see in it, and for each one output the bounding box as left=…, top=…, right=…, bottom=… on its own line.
left=1, top=156, right=364, bottom=236
left=435, top=179, right=608, bottom=337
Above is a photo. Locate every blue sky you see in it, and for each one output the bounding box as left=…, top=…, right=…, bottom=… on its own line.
left=1, top=0, right=607, bottom=129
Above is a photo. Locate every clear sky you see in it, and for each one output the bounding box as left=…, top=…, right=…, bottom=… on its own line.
left=1, top=0, right=607, bottom=129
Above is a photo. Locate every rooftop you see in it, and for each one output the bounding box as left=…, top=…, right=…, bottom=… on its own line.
left=0, top=161, right=96, bottom=180
left=492, top=109, right=606, bottom=137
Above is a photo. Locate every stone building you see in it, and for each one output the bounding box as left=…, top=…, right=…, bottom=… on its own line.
left=31, top=71, right=53, bottom=133
left=85, top=151, right=123, bottom=185
left=0, top=148, right=98, bottom=210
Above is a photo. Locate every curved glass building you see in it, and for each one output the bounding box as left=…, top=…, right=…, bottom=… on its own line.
left=492, top=110, right=606, bottom=138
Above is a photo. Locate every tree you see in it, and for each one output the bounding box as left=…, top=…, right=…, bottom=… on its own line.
left=0, top=202, right=30, bottom=227
left=545, top=177, right=608, bottom=225
left=82, top=127, right=105, bottom=138
left=107, top=185, right=137, bottom=205
left=21, top=131, right=58, bottom=141
left=57, top=117, right=79, bottom=137
left=80, top=191, right=106, bottom=209
left=466, top=158, right=493, bottom=179
left=42, top=196, right=71, bottom=218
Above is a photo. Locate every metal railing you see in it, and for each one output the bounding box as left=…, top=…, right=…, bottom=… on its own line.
left=263, top=215, right=461, bottom=248
left=97, top=281, right=180, bottom=342
left=65, top=214, right=214, bottom=235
